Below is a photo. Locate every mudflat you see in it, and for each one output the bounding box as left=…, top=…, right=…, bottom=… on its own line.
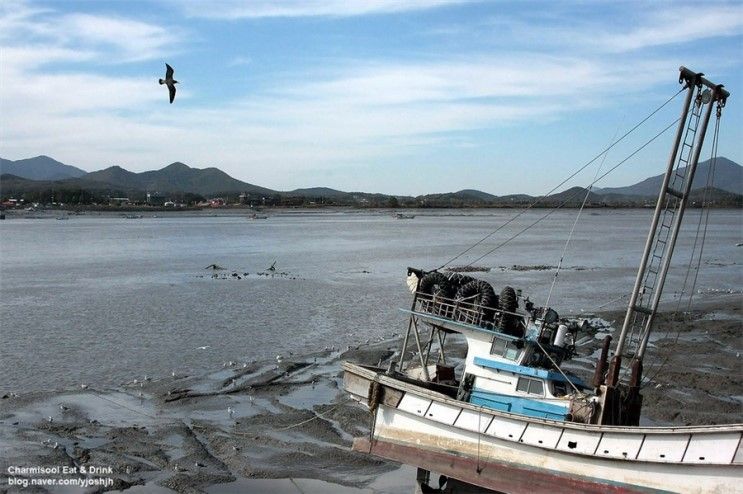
left=1, top=295, right=740, bottom=493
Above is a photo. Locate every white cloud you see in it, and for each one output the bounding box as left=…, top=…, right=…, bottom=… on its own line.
left=292, top=57, right=659, bottom=105
left=434, top=3, right=743, bottom=60
left=0, top=46, right=676, bottom=191
left=228, top=56, right=252, bottom=67
left=2, top=0, right=739, bottom=194
left=0, top=1, right=180, bottom=65
left=59, top=14, right=175, bottom=62
left=601, top=5, right=743, bottom=52
left=179, top=0, right=467, bottom=19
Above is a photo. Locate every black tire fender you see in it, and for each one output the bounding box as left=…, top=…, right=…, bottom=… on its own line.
left=419, top=272, right=453, bottom=298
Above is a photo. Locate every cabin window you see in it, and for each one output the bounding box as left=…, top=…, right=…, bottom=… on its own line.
left=516, top=378, right=529, bottom=393
left=516, top=377, right=544, bottom=396
left=490, top=338, right=521, bottom=360
left=529, top=379, right=544, bottom=395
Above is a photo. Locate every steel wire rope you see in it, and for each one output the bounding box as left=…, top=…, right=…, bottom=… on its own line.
left=544, top=123, right=621, bottom=308
left=436, top=87, right=686, bottom=271
left=531, top=128, right=621, bottom=398
left=685, top=115, right=719, bottom=313
left=463, top=117, right=682, bottom=267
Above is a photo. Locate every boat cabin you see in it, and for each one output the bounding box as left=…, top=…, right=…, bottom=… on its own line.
left=394, top=268, right=592, bottom=422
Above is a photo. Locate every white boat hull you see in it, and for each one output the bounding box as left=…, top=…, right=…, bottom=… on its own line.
left=343, top=363, right=743, bottom=493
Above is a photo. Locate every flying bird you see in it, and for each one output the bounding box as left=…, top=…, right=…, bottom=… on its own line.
left=159, top=63, right=178, bottom=104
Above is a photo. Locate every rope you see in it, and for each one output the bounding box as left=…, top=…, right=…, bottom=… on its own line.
left=276, top=397, right=354, bottom=431
left=437, top=87, right=685, bottom=270
left=289, top=479, right=307, bottom=494
left=590, top=293, right=629, bottom=312
left=476, top=405, right=483, bottom=474
left=464, top=117, right=682, bottom=267
left=533, top=339, right=584, bottom=397
left=685, top=111, right=719, bottom=312
left=92, top=392, right=164, bottom=421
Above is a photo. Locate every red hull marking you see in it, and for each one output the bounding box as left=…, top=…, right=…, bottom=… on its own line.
left=353, top=438, right=661, bottom=494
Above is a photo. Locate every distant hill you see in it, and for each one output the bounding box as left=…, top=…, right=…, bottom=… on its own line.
left=543, top=186, right=603, bottom=205
left=83, top=162, right=275, bottom=196
left=1, top=155, right=740, bottom=208
left=0, top=155, right=87, bottom=181
left=599, top=157, right=742, bottom=196
left=82, top=165, right=140, bottom=188
left=418, top=189, right=498, bottom=206
left=286, top=187, right=352, bottom=199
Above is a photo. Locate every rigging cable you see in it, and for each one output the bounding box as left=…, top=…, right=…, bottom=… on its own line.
left=685, top=111, right=719, bottom=313
left=544, top=123, right=620, bottom=308
left=436, top=86, right=686, bottom=270
left=464, top=116, right=682, bottom=267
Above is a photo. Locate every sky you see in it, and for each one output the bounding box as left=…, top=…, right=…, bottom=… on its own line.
left=1, top=0, right=741, bottom=196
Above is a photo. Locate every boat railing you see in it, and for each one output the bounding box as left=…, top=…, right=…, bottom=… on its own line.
left=414, top=291, right=526, bottom=331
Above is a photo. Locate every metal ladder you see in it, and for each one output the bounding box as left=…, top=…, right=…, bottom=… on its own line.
left=622, top=88, right=705, bottom=358
left=606, top=67, right=729, bottom=388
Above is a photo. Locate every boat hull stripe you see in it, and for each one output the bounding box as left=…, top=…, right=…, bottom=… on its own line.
left=470, top=388, right=569, bottom=420
left=473, top=356, right=588, bottom=387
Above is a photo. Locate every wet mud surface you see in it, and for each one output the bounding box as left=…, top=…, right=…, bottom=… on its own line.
left=0, top=295, right=740, bottom=493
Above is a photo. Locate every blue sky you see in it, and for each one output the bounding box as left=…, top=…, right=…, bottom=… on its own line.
left=1, top=0, right=741, bottom=195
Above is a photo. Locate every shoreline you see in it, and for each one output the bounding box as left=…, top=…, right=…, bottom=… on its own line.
left=2, top=205, right=742, bottom=219
left=1, top=295, right=741, bottom=492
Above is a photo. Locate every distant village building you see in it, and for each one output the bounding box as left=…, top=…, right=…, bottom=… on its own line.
left=146, top=192, right=166, bottom=206
left=208, top=198, right=225, bottom=208
left=109, top=197, right=130, bottom=206
left=239, top=192, right=250, bottom=204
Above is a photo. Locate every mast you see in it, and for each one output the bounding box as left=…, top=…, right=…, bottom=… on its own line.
left=600, top=67, right=729, bottom=426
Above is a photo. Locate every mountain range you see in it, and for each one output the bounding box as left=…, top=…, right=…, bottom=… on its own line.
left=1, top=155, right=741, bottom=207
left=0, top=155, right=87, bottom=181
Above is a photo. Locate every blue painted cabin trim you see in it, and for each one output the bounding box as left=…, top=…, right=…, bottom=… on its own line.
left=469, top=388, right=569, bottom=420
left=473, top=356, right=587, bottom=389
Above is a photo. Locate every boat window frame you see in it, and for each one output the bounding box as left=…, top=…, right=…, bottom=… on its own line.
left=490, top=336, right=522, bottom=361
left=516, top=376, right=545, bottom=397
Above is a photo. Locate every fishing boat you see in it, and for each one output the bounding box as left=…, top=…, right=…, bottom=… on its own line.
left=396, top=212, right=416, bottom=219
left=342, top=67, right=741, bottom=493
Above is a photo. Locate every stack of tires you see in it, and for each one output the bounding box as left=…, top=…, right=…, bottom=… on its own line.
left=418, top=272, right=521, bottom=332
left=498, top=286, right=521, bottom=336
left=453, top=277, right=497, bottom=325
left=417, top=272, right=454, bottom=316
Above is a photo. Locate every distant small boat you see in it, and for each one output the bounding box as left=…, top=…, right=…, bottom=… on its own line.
left=249, top=214, right=268, bottom=220
left=124, top=214, right=143, bottom=219
left=56, top=216, right=69, bottom=220
left=395, top=213, right=415, bottom=219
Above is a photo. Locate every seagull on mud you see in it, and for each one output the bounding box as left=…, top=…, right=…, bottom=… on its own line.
left=159, top=63, right=178, bottom=104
